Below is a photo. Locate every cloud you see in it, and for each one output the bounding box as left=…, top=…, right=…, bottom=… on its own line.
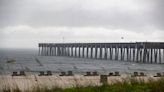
left=0, top=25, right=164, bottom=48
left=0, top=0, right=164, bottom=48
left=0, top=0, right=163, bottom=31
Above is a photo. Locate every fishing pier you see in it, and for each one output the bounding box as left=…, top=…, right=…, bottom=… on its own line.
left=38, top=42, right=164, bottom=64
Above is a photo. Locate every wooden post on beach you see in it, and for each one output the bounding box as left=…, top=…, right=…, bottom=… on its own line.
left=100, top=75, right=108, bottom=84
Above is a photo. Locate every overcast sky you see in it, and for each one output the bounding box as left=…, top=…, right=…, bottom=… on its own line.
left=0, top=0, right=164, bottom=49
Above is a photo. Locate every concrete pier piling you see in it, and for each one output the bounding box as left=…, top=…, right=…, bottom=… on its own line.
left=38, top=42, right=164, bottom=64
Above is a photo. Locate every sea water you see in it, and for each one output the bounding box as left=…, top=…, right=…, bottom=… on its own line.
left=0, top=48, right=164, bottom=75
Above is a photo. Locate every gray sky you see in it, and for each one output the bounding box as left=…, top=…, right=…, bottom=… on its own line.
left=0, top=0, right=164, bottom=48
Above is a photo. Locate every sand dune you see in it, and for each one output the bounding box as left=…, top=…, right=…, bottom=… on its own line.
left=0, top=74, right=161, bottom=91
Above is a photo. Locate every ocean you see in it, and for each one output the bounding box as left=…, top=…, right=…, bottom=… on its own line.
left=0, top=48, right=164, bottom=75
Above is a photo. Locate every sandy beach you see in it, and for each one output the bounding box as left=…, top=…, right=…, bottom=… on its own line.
left=0, top=74, right=162, bottom=91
